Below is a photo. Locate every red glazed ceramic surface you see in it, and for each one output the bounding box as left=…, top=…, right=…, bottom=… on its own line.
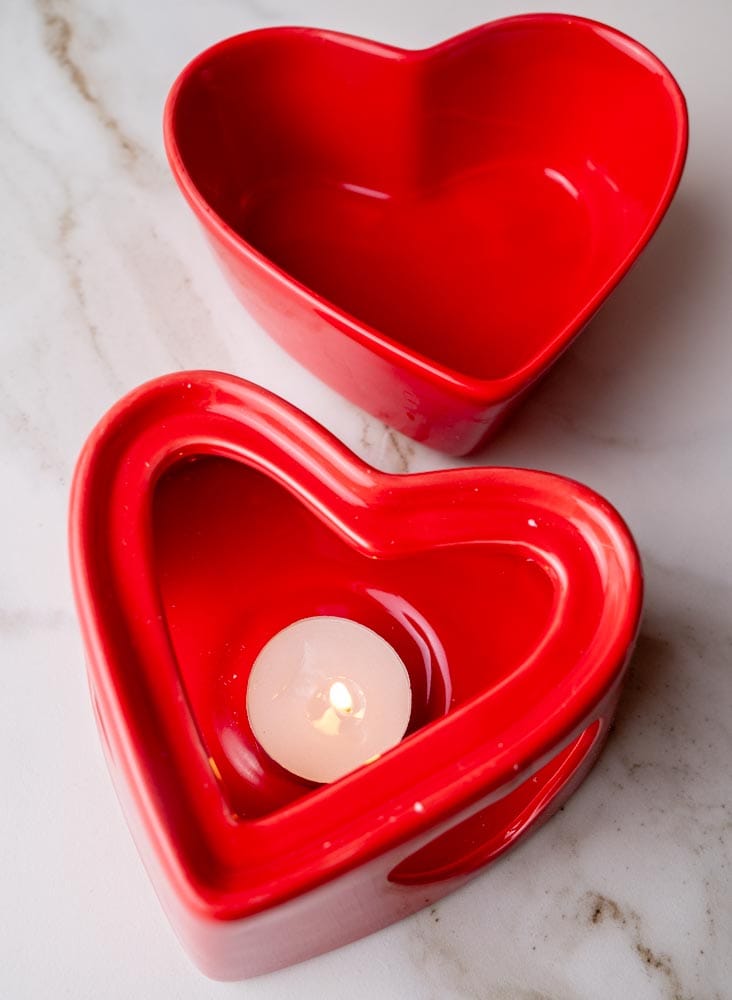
left=164, top=15, right=687, bottom=455
left=69, top=372, right=642, bottom=978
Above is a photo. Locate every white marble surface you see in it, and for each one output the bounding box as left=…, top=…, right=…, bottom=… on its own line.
left=1, top=0, right=731, bottom=997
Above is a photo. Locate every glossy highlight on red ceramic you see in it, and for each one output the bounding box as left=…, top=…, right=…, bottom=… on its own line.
left=164, top=15, right=687, bottom=454
left=69, top=372, right=642, bottom=978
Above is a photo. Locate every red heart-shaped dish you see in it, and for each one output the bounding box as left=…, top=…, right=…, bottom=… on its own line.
left=70, top=372, right=641, bottom=978
left=164, top=15, right=687, bottom=455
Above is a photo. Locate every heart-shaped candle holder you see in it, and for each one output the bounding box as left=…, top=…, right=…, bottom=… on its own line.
left=70, top=372, right=642, bottom=979
left=164, top=15, right=687, bottom=455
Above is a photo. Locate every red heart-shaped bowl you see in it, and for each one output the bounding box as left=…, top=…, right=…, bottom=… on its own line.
left=164, top=15, right=687, bottom=455
left=70, top=372, right=641, bottom=979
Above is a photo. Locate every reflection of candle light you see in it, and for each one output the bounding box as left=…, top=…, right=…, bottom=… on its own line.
left=246, top=617, right=412, bottom=784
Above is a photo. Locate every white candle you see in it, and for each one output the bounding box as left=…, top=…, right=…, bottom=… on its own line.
left=246, top=616, right=412, bottom=784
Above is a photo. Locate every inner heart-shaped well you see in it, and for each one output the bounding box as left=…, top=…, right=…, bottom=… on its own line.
left=169, top=18, right=686, bottom=380
left=153, top=457, right=557, bottom=817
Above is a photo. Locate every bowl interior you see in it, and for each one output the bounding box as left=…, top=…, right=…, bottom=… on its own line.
left=153, top=456, right=557, bottom=818
left=170, top=20, right=685, bottom=380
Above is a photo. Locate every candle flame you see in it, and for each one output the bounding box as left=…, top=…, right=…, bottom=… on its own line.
left=329, top=680, right=353, bottom=714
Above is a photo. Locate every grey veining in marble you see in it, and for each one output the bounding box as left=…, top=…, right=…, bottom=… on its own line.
left=1, top=1, right=730, bottom=998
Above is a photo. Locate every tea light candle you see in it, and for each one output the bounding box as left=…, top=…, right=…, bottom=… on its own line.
left=246, top=616, right=412, bottom=784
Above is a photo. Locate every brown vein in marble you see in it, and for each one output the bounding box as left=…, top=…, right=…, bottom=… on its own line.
left=124, top=221, right=224, bottom=371
left=409, top=903, right=567, bottom=1000
left=359, top=417, right=416, bottom=474
left=412, top=924, right=553, bottom=1000
left=384, top=428, right=414, bottom=474
left=36, top=0, right=140, bottom=165
left=0, top=608, right=73, bottom=635
left=584, top=892, right=689, bottom=1000
left=359, top=415, right=373, bottom=453
left=57, top=201, right=123, bottom=390
left=0, top=395, right=68, bottom=480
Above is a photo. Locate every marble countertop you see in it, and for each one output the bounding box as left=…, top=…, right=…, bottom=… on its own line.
left=2, top=1, right=730, bottom=997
